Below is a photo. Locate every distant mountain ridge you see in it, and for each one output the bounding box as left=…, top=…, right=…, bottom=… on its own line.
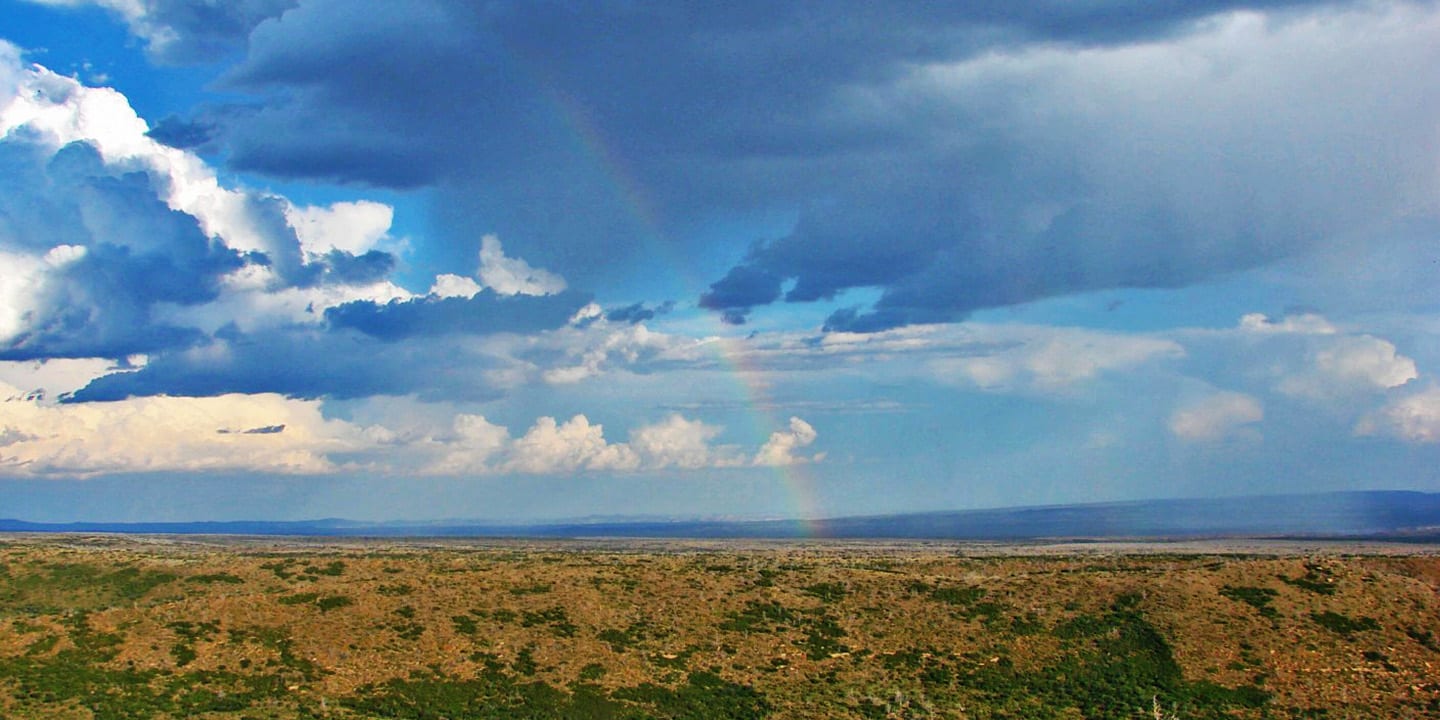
left=3, top=490, right=1438, bottom=540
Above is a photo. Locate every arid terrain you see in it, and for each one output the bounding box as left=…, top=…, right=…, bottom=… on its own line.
left=0, top=535, right=1436, bottom=718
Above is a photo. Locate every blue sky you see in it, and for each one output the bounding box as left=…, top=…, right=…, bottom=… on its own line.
left=1, top=0, right=1438, bottom=523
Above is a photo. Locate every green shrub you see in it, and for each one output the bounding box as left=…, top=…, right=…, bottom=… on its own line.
left=1310, top=612, right=1378, bottom=637
left=1220, top=586, right=1280, bottom=618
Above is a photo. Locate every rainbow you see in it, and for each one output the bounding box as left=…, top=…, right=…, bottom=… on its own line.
left=521, top=59, right=827, bottom=536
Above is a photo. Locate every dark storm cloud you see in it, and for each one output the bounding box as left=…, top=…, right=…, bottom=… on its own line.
left=105, top=0, right=298, bottom=64
left=323, top=290, right=590, bottom=341
left=216, top=424, right=285, bottom=435
left=698, top=264, right=784, bottom=325
left=67, top=325, right=509, bottom=402
left=55, top=286, right=588, bottom=402
left=145, top=115, right=215, bottom=149
left=299, top=249, right=397, bottom=288
left=206, top=0, right=1333, bottom=185
left=606, top=301, right=674, bottom=325
left=147, top=0, right=1439, bottom=328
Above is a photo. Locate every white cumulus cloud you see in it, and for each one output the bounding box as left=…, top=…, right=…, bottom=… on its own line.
left=0, top=47, right=414, bottom=350
left=477, top=234, right=566, bottom=296
left=1355, top=386, right=1440, bottom=443
left=630, top=413, right=744, bottom=469
left=286, top=200, right=395, bottom=256
left=1277, top=334, right=1417, bottom=399
left=0, top=382, right=362, bottom=476
left=428, top=273, right=483, bottom=300
left=500, top=415, right=639, bottom=473
left=754, top=416, right=821, bottom=466
left=1168, top=391, right=1263, bottom=443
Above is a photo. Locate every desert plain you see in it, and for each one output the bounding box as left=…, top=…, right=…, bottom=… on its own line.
left=0, top=535, right=1436, bottom=719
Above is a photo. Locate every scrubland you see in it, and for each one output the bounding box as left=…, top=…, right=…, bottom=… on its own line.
left=0, top=536, right=1436, bottom=718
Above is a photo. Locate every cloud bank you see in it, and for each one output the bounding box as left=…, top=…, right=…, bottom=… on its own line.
left=80, top=1, right=1440, bottom=330
left=0, top=43, right=590, bottom=402
left=0, top=377, right=821, bottom=478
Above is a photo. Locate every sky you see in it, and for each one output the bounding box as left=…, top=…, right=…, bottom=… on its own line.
left=0, top=0, right=1438, bottom=524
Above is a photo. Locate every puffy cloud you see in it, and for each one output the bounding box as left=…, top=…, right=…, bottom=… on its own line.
left=0, top=381, right=360, bottom=476
left=285, top=200, right=394, bottom=257
left=754, top=416, right=821, bottom=466
left=0, top=142, right=243, bottom=359
left=1276, top=334, right=1417, bottom=399
left=417, top=410, right=817, bottom=475
left=1168, top=391, right=1263, bottom=442
left=1355, top=386, right=1440, bottom=443
left=476, top=234, right=566, bottom=297
left=0, top=372, right=822, bottom=476
left=629, top=414, right=743, bottom=470
left=539, top=322, right=670, bottom=385
left=423, top=234, right=565, bottom=302
left=424, top=412, right=510, bottom=475
left=438, top=411, right=800, bottom=475
left=429, top=273, right=482, bottom=300
left=1, top=54, right=288, bottom=271
left=154, top=274, right=413, bottom=336
left=0, top=41, right=615, bottom=399
left=0, top=356, right=142, bottom=404
left=0, top=48, right=418, bottom=364
left=501, top=415, right=640, bottom=474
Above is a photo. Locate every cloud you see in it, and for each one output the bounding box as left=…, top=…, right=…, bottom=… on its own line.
left=23, top=0, right=297, bottom=64
left=0, top=142, right=243, bottom=359
left=606, top=301, right=674, bottom=325
left=929, top=326, right=1184, bottom=392
left=629, top=413, right=743, bottom=470
left=105, top=0, right=1432, bottom=313
left=1, top=42, right=621, bottom=400
left=424, top=234, right=566, bottom=302
left=0, top=357, right=139, bottom=401
left=0, top=380, right=360, bottom=476
left=537, top=322, right=672, bottom=385
left=65, top=328, right=514, bottom=403
left=1184, top=313, right=1421, bottom=404
left=754, top=416, right=821, bottom=466
left=428, top=273, right=482, bottom=300
left=503, top=317, right=1188, bottom=396
left=1355, top=386, right=1440, bottom=443
left=0, top=48, right=419, bottom=364
left=1168, top=391, right=1263, bottom=442
left=428, top=411, right=802, bottom=475
left=1, top=372, right=822, bottom=477
left=476, top=234, right=566, bottom=297
left=323, top=290, right=588, bottom=341
left=423, top=412, right=510, bottom=475
left=1237, top=312, right=1337, bottom=335
left=700, top=4, right=1440, bottom=329
left=500, top=415, right=640, bottom=474
left=1276, top=334, right=1417, bottom=399
left=285, top=200, right=394, bottom=257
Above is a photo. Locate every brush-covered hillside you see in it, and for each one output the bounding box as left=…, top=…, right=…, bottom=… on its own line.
left=0, top=538, right=1436, bottom=719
